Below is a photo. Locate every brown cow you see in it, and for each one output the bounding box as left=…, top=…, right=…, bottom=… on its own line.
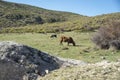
left=60, top=36, right=76, bottom=46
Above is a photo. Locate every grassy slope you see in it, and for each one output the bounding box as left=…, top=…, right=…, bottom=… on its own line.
left=0, top=32, right=120, bottom=63
left=1, top=12, right=120, bottom=33
left=1, top=1, right=120, bottom=33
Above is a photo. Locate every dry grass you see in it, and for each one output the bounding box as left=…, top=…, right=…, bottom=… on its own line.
left=39, top=61, right=120, bottom=80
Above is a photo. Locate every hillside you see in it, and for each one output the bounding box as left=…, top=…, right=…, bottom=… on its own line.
left=88, top=12, right=120, bottom=28
left=1, top=12, right=120, bottom=33
left=0, top=1, right=120, bottom=33
left=0, top=0, right=85, bottom=27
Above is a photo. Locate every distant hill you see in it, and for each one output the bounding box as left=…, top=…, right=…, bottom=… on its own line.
left=0, top=0, right=86, bottom=27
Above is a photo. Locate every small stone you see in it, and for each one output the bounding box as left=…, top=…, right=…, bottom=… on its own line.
left=45, top=69, right=49, bottom=74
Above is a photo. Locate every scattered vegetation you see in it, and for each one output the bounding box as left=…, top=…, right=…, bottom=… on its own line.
left=40, top=61, right=120, bottom=80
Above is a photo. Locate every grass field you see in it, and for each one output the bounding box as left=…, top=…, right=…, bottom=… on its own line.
left=0, top=31, right=120, bottom=63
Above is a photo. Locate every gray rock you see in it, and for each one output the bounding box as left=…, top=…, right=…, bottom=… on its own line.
left=0, top=60, right=25, bottom=80
left=0, top=41, right=61, bottom=80
left=57, top=57, right=87, bottom=67
left=0, top=41, right=87, bottom=80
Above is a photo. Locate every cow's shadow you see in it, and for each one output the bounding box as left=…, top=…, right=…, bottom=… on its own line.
left=67, top=44, right=83, bottom=47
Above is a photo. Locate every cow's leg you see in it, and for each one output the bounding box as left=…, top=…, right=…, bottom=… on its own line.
left=67, top=42, right=69, bottom=46
left=72, top=41, right=76, bottom=46
left=60, top=40, right=63, bottom=45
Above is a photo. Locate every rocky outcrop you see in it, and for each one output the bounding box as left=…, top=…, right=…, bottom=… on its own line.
left=0, top=41, right=61, bottom=80
left=0, top=41, right=87, bottom=80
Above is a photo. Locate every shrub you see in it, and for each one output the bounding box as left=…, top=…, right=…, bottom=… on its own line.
left=110, top=40, right=120, bottom=50
left=92, top=21, right=120, bottom=50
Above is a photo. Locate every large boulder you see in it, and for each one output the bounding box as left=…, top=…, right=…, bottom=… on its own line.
left=0, top=41, right=87, bottom=80
left=0, top=41, right=62, bottom=80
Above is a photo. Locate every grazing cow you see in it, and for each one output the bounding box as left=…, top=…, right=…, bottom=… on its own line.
left=60, top=36, right=76, bottom=46
left=50, top=34, right=57, bottom=38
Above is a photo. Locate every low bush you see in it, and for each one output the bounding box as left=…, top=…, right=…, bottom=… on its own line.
left=92, top=21, right=120, bottom=50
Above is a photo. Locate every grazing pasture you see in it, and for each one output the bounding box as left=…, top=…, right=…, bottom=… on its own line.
left=0, top=31, right=120, bottom=63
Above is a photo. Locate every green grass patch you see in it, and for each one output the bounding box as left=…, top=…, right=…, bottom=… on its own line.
left=0, top=31, right=120, bottom=63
